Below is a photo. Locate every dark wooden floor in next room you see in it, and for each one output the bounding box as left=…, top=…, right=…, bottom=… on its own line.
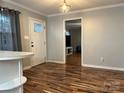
left=24, top=63, right=124, bottom=93
left=66, top=53, right=81, bottom=66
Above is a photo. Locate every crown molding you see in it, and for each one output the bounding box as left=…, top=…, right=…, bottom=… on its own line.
left=47, top=3, right=124, bottom=17
left=2, top=0, right=124, bottom=17
left=2, top=0, right=46, bottom=16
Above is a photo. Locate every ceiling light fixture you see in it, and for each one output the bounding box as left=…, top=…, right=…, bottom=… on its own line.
left=59, top=0, right=71, bottom=13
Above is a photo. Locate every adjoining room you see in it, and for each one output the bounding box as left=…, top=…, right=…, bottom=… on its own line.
left=65, top=19, right=82, bottom=66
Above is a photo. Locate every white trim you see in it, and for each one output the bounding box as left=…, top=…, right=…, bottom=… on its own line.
left=46, top=60, right=65, bottom=64
left=2, top=0, right=46, bottom=16
left=23, top=66, right=32, bottom=70
left=63, top=17, right=84, bottom=65
left=63, top=19, right=66, bottom=63
left=83, top=64, right=124, bottom=71
left=47, top=3, right=124, bottom=17
left=81, top=18, right=84, bottom=66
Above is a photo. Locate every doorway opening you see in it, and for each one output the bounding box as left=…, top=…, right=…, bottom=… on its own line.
left=65, top=18, right=82, bottom=66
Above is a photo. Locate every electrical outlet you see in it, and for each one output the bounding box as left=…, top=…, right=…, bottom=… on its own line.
left=100, top=57, right=104, bottom=62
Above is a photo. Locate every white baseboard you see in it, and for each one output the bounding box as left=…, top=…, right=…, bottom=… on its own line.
left=46, top=60, right=65, bottom=64
left=24, top=61, right=124, bottom=71
left=83, top=64, right=124, bottom=71
left=23, top=66, right=32, bottom=70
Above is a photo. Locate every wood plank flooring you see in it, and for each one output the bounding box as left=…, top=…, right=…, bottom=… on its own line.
left=24, top=63, right=124, bottom=93
left=66, top=53, right=81, bottom=66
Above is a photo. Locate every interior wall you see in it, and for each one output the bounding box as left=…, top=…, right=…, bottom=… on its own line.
left=47, top=16, right=64, bottom=61
left=69, top=29, right=81, bottom=52
left=47, top=6, right=124, bottom=69
left=1, top=1, right=46, bottom=68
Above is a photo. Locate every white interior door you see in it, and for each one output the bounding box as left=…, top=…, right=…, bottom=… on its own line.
left=29, top=18, right=46, bottom=66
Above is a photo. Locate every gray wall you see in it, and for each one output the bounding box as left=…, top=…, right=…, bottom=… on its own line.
left=47, top=6, right=124, bottom=68
left=1, top=1, right=46, bottom=68
left=47, top=16, right=64, bottom=61
left=69, top=29, right=81, bottom=52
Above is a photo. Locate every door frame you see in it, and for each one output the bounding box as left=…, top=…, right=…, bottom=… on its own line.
left=63, top=17, right=84, bottom=66
left=29, top=17, right=47, bottom=67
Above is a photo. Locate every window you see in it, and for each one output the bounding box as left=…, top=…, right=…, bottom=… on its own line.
left=0, top=8, right=22, bottom=51
left=34, top=23, right=43, bottom=32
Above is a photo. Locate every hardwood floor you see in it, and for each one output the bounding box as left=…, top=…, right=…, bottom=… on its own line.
left=66, top=53, right=81, bottom=66
left=24, top=63, right=124, bottom=93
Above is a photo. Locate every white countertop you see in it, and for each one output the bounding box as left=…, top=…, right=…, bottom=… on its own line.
left=0, top=51, right=34, bottom=61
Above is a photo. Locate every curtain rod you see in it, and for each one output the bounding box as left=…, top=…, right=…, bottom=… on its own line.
left=0, top=6, right=21, bottom=13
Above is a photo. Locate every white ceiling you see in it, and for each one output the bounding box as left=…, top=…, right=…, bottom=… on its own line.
left=5, top=0, right=124, bottom=16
